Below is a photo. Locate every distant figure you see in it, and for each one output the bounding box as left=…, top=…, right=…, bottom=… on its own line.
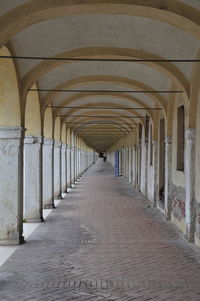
left=103, top=156, right=107, bottom=162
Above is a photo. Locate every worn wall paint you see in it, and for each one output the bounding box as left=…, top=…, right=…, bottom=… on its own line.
left=44, top=108, right=53, bottom=139
left=0, top=47, right=21, bottom=127
left=25, top=84, right=41, bottom=136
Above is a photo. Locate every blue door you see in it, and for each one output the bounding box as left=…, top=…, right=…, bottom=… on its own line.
left=114, top=151, right=119, bottom=176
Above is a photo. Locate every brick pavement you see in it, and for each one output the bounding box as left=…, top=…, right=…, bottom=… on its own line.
left=1, top=159, right=200, bottom=300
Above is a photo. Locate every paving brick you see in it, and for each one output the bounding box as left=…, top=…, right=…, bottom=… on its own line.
left=1, top=159, right=200, bottom=300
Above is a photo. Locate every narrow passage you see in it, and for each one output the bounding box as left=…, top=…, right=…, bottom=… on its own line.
left=1, top=159, right=200, bottom=300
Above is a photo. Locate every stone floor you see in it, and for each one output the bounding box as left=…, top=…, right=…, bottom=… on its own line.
left=1, top=159, right=200, bottom=300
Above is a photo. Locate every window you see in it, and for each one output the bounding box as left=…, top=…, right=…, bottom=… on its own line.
left=177, top=105, right=185, bottom=171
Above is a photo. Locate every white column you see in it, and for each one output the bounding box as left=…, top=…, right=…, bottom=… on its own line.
left=152, top=140, right=158, bottom=207
left=128, top=148, right=132, bottom=183
left=185, top=128, right=196, bottom=242
left=54, top=141, right=62, bottom=198
left=70, top=146, right=75, bottom=185
left=43, top=138, right=54, bottom=208
left=132, top=145, right=137, bottom=187
left=77, top=148, right=80, bottom=177
left=66, top=145, right=71, bottom=189
left=141, top=140, right=148, bottom=196
left=61, top=143, right=67, bottom=195
left=0, top=127, right=24, bottom=245
left=164, top=136, right=172, bottom=219
left=24, top=136, right=43, bottom=222
left=74, top=146, right=77, bottom=181
left=80, top=150, right=84, bottom=174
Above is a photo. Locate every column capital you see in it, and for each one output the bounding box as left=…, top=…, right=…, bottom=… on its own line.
left=61, top=143, right=67, bottom=150
left=24, top=135, right=43, bottom=144
left=43, top=138, right=54, bottom=145
left=152, top=139, right=158, bottom=146
left=0, top=126, right=25, bottom=139
left=185, top=128, right=196, bottom=141
left=54, top=140, right=62, bottom=148
left=165, top=136, right=172, bottom=144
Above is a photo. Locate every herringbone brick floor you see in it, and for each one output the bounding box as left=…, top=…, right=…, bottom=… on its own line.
left=1, top=159, right=200, bottom=300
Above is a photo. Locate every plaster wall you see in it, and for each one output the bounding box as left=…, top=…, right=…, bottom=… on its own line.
left=25, top=84, right=41, bottom=136
left=171, top=94, right=186, bottom=232
left=171, top=94, right=185, bottom=188
left=0, top=47, right=20, bottom=127
left=195, top=100, right=200, bottom=204
left=44, top=108, right=53, bottom=139
left=54, top=117, right=61, bottom=141
left=195, top=97, right=200, bottom=244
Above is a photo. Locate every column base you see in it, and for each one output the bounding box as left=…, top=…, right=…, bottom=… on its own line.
left=0, top=235, right=24, bottom=246
left=24, top=218, right=44, bottom=223
left=43, top=203, right=55, bottom=209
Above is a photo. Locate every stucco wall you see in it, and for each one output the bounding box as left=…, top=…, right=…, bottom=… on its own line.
left=171, top=94, right=186, bottom=233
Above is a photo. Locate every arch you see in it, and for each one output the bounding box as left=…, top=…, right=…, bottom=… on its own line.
left=55, top=101, right=154, bottom=125
left=22, top=47, right=189, bottom=100
left=189, top=49, right=200, bottom=129
left=61, top=113, right=140, bottom=132
left=66, top=127, right=71, bottom=145
left=43, top=107, right=53, bottom=138
left=67, top=117, right=135, bottom=134
left=0, top=0, right=199, bottom=50
left=42, top=75, right=167, bottom=113
left=0, top=46, right=21, bottom=126
left=51, top=92, right=163, bottom=121
left=73, top=123, right=130, bottom=137
left=61, top=123, right=67, bottom=143
left=25, top=83, right=41, bottom=136
left=54, top=116, right=61, bottom=141
left=166, top=84, right=177, bottom=137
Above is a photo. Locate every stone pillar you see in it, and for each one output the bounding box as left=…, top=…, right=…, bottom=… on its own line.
left=74, top=146, right=77, bottom=181
left=0, top=127, right=24, bottom=245
left=70, top=146, right=75, bottom=186
left=54, top=141, right=62, bottom=198
left=77, top=148, right=80, bottom=178
left=43, top=138, right=54, bottom=208
left=61, top=143, right=67, bottom=194
left=65, top=144, right=69, bottom=193
left=24, top=136, right=43, bottom=222
left=152, top=140, right=158, bottom=208
left=132, top=145, right=137, bottom=187
left=129, top=148, right=132, bottom=183
left=66, top=145, right=71, bottom=188
left=141, top=141, right=148, bottom=196
left=81, top=150, right=84, bottom=174
left=185, top=128, right=196, bottom=242
left=164, top=136, right=172, bottom=219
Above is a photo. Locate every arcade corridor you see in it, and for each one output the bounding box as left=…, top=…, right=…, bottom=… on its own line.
left=1, top=159, right=200, bottom=300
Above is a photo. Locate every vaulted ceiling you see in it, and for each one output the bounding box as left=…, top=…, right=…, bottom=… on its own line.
left=1, top=0, right=200, bottom=152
